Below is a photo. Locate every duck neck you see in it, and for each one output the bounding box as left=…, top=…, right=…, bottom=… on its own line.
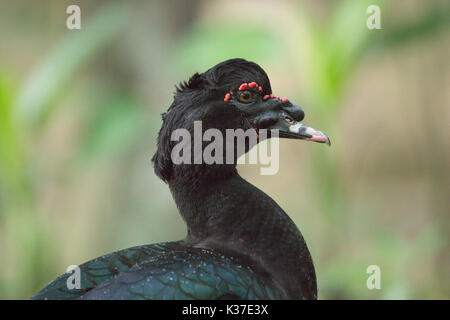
left=168, top=164, right=240, bottom=239
left=167, top=166, right=317, bottom=299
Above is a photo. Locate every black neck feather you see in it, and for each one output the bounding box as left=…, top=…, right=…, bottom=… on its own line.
left=167, top=167, right=317, bottom=299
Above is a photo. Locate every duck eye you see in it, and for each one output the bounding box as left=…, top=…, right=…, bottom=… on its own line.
left=285, top=116, right=295, bottom=124
left=238, top=90, right=253, bottom=103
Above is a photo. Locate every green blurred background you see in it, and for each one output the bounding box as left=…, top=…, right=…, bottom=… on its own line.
left=0, top=0, right=449, bottom=299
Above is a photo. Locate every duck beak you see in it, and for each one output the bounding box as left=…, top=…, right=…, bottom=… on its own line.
left=267, top=118, right=331, bottom=146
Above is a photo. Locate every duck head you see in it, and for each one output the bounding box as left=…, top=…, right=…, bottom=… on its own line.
left=152, top=58, right=330, bottom=182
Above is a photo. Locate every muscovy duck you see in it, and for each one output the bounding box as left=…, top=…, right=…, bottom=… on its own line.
left=32, top=58, right=330, bottom=300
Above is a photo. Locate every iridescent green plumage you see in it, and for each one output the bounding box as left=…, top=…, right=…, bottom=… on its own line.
left=31, top=242, right=283, bottom=300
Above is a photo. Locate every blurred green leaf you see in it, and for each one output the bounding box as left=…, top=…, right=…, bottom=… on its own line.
left=15, top=3, right=130, bottom=128
left=80, top=95, right=144, bottom=163
left=175, top=22, right=283, bottom=75
left=1, top=2, right=131, bottom=300
left=0, top=75, right=26, bottom=204
left=297, top=0, right=378, bottom=111
left=374, top=3, right=450, bottom=48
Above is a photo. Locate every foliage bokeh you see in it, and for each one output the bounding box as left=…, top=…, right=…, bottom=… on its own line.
left=0, top=0, right=449, bottom=299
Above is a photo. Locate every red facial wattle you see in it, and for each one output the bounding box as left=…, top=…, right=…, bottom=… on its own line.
left=224, top=82, right=289, bottom=103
